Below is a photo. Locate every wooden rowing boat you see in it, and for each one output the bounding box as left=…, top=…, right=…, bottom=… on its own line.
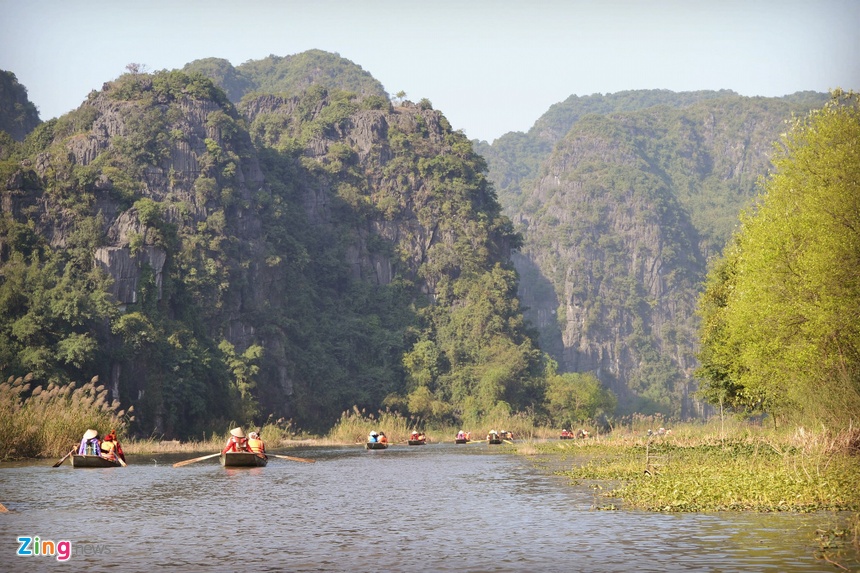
left=407, top=439, right=426, bottom=445
left=487, top=438, right=503, bottom=445
left=454, top=438, right=468, bottom=444
left=366, top=442, right=388, bottom=450
left=220, top=452, right=268, bottom=467
left=72, top=454, right=123, bottom=468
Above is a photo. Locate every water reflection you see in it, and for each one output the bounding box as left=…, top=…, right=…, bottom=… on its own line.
left=0, top=443, right=853, bottom=572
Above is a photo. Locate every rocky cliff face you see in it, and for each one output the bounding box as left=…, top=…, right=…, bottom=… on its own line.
left=509, top=96, right=823, bottom=416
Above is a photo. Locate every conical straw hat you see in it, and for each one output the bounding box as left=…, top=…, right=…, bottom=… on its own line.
left=229, top=427, right=245, bottom=438
left=83, top=429, right=98, bottom=440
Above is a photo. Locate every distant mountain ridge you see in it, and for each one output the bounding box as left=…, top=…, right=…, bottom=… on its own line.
left=482, top=89, right=829, bottom=415
left=183, top=50, right=388, bottom=104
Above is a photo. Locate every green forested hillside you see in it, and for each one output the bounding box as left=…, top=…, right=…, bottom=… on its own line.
left=0, top=57, right=541, bottom=437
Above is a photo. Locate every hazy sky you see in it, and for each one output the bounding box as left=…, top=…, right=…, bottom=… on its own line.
left=2, top=0, right=858, bottom=142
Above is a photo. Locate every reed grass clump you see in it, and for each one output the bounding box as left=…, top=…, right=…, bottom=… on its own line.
left=0, top=374, right=133, bottom=460
left=327, top=406, right=413, bottom=444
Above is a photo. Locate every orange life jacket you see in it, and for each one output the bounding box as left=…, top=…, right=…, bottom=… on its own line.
left=248, top=438, right=265, bottom=453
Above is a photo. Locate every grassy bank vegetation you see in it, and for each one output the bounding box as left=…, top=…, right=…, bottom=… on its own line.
left=534, top=419, right=860, bottom=512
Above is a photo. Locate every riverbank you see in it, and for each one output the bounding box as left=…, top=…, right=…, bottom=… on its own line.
left=517, top=423, right=860, bottom=570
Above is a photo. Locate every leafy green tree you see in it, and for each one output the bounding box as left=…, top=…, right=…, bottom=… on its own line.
left=696, top=90, right=860, bottom=428
left=546, top=371, right=616, bottom=425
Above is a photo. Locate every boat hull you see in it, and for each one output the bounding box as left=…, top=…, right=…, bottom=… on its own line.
left=72, top=455, right=122, bottom=468
left=488, top=439, right=503, bottom=445
left=454, top=439, right=468, bottom=444
left=366, top=442, right=388, bottom=450
left=220, top=452, right=268, bottom=467
left=407, top=440, right=426, bottom=446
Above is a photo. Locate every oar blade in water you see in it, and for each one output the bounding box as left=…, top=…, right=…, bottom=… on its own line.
left=271, top=454, right=315, bottom=463
left=172, top=452, right=220, bottom=467
left=52, top=448, right=76, bottom=467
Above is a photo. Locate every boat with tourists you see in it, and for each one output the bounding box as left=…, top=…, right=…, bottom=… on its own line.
left=407, top=431, right=426, bottom=445
left=220, top=451, right=268, bottom=467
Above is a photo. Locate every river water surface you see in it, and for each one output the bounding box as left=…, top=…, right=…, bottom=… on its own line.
left=0, top=442, right=851, bottom=572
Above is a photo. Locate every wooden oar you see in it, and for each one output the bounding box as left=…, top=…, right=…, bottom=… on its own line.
left=172, top=452, right=220, bottom=467
left=503, top=440, right=514, bottom=445
left=0, top=502, right=9, bottom=513
left=115, top=454, right=127, bottom=467
left=270, top=454, right=315, bottom=463
left=52, top=448, right=76, bottom=467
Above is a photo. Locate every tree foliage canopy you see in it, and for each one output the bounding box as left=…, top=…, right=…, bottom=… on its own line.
left=696, top=91, right=860, bottom=428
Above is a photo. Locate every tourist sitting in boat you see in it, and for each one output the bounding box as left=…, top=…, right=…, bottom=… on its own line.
left=411, top=431, right=420, bottom=440
left=222, top=427, right=250, bottom=453
left=378, top=432, right=389, bottom=444
left=487, top=430, right=499, bottom=441
left=456, top=430, right=466, bottom=440
left=247, top=431, right=266, bottom=455
left=368, top=431, right=379, bottom=443
left=560, top=429, right=572, bottom=438
left=576, top=429, right=590, bottom=439
left=78, top=429, right=101, bottom=456
left=100, top=429, right=125, bottom=462
left=417, top=432, right=426, bottom=441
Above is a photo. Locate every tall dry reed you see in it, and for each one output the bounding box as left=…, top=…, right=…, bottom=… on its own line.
left=0, top=374, right=132, bottom=459
left=327, top=406, right=414, bottom=444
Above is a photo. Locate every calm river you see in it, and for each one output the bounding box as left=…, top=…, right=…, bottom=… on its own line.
left=0, top=442, right=851, bottom=572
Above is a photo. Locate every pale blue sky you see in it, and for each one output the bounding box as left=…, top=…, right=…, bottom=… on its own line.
left=2, top=0, right=858, bottom=142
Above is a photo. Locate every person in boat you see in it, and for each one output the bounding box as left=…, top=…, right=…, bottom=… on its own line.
left=465, top=431, right=472, bottom=441
left=368, top=431, right=379, bottom=443
left=456, top=430, right=466, bottom=440
left=78, top=429, right=101, bottom=456
left=247, top=431, right=266, bottom=456
left=222, top=427, right=250, bottom=454
left=417, top=432, right=426, bottom=441
left=100, top=429, right=126, bottom=462
left=411, top=431, right=420, bottom=441
left=487, top=429, right=499, bottom=441
left=378, top=432, right=389, bottom=444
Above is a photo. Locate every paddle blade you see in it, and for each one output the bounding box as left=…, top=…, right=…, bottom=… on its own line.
left=52, top=448, right=75, bottom=467
left=172, top=452, right=220, bottom=467
left=274, top=454, right=316, bottom=463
